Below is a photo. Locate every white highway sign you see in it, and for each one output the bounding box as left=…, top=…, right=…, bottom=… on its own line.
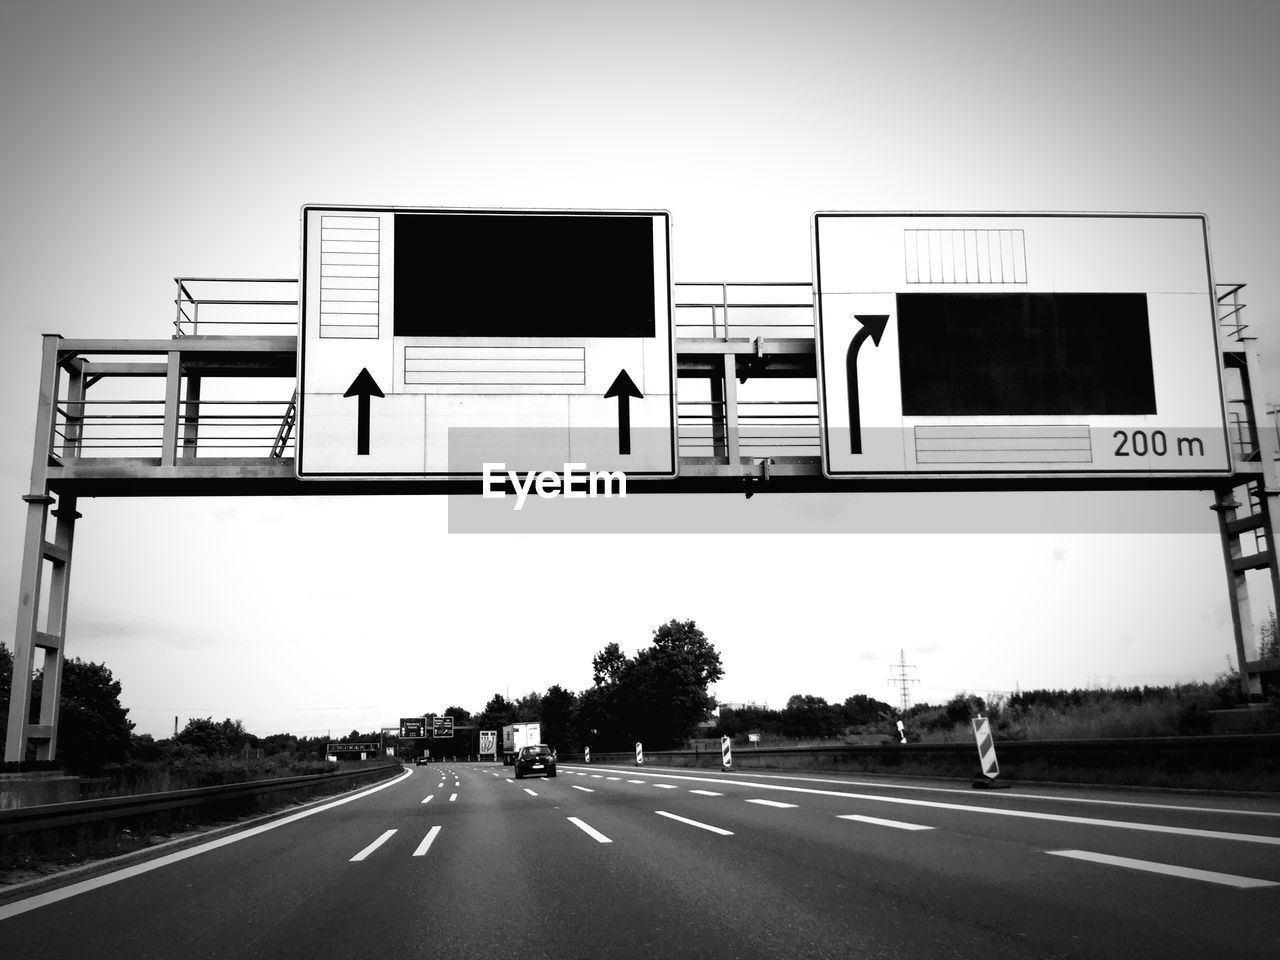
left=813, top=213, right=1231, bottom=478
left=297, top=206, right=677, bottom=479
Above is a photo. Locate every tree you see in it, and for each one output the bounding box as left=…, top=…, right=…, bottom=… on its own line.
left=540, top=684, right=578, bottom=751
left=175, top=717, right=231, bottom=756
left=781, top=694, right=842, bottom=739
left=443, top=705, right=473, bottom=723
left=0, top=641, right=12, bottom=723
left=1261, top=609, right=1280, bottom=660
left=44, top=657, right=135, bottom=773
left=583, top=619, right=724, bottom=750
left=476, top=693, right=518, bottom=730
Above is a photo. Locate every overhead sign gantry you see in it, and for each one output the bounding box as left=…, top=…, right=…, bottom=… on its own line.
left=813, top=213, right=1231, bottom=479
left=296, top=206, right=677, bottom=480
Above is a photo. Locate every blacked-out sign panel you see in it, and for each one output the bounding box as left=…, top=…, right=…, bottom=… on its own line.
left=393, top=213, right=656, bottom=338
left=896, top=293, right=1157, bottom=417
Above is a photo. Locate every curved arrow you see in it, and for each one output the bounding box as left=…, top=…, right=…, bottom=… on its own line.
left=344, top=368, right=384, bottom=456
left=603, top=369, right=644, bottom=455
left=846, top=315, right=888, bottom=455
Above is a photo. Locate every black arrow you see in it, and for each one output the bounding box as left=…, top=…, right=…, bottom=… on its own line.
left=343, top=367, right=384, bottom=456
left=846, top=315, right=889, bottom=455
left=603, top=369, right=644, bottom=455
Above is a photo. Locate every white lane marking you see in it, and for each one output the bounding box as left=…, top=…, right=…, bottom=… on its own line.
left=1047, top=850, right=1279, bottom=889
left=654, top=783, right=679, bottom=790
left=572, top=785, right=595, bottom=793
left=558, top=766, right=1280, bottom=820
left=449, top=793, right=458, bottom=802
left=839, top=814, right=935, bottom=831
left=747, top=799, right=797, bottom=809
left=437, top=782, right=444, bottom=788
left=524, top=788, right=538, bottom=797
left=590, top=774, right=604, bottom=779
left=421, top=795, right=434, bottom=804
left=627, top=779, right=645, bottom=784
left=350, top=829, right=397, bottom=862
left=0, top=765, right=414, bottom=921
left=413, top=826, right=442, bottom=857
left=567, top=817, right=613, bottom=843
left=606, top=777, right=621, bottom=781
left=559, top=768, right=1280, bottom=846
left=656, top=811, right=734, bottom=836
left=690, top=790, right=723, bottom=796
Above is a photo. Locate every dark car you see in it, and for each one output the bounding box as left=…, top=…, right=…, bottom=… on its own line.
left=513, top=744, right=557, bottom=779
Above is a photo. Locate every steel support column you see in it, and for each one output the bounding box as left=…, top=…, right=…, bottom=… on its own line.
left=6, top=335, right=65, bottom=762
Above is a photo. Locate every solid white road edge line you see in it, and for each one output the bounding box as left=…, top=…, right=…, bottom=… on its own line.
left=839, top=814, right=935, bottom=831
left=567, top=817, right=613, bottom=843
left=558, top=766, right=1280, bottom=819
left=0, top=765, right=414, bottom=922
left=413, top=826, right=442, bottom=857
left=350, top=829, right=397, bottom=862
left=560, top=768, right=1280, bottom=846
left=656, top=811, right=734, bottom=836
left=1046, top=849, right=1279, bottom=888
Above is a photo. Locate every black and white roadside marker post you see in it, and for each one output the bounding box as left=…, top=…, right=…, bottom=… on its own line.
left=721, top=735, right=732, bottom=771
left=635, top=742, right=644, bottom=766
left=971, top=714, right=1010, bottom=789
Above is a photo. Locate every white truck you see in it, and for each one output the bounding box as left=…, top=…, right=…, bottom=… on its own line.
left=502, top=722, right=541, bottom=765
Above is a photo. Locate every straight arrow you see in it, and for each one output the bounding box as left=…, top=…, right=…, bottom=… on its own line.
left=846, top=315, right=888, bottom=455
left=603, top=369, right=644, bottom=456
left=344, top=367, right=384, bottom=456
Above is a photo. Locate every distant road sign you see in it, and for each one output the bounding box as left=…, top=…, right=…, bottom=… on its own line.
left=433, top=716, right=454, bottom=739
left=813, top=213, right=1230, bottom=479
left=327, top=742, right=377, bottom=754
left=400, top=717, right=425, bottom=739
left=297, top=206, right=677, bottom=480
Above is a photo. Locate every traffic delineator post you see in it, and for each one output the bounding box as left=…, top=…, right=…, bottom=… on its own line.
left=584, top=747, right=590, bottom=764
left=971, top=715, right=1011, bottom=789
left=635, top=742, right=644, bottom=766
left=721, top=735, right=732, bottom=771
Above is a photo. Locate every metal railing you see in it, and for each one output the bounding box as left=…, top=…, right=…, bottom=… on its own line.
left=674, top=282, right=814, bottom=339
left=679, top=399, right=820, bottom=459
left=1217, top=282, right=1249, bottom=343
left=174, top=277, right=298, bottom=337
left=0, top=762, right=400, bottom=832
left=54, top=397, right=296, bottom=459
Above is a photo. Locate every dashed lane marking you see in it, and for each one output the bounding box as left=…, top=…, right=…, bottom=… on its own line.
left=572, top=785, right=595, bottom=793
left=1047, top=850, right=1279, bottom=889
left=746, top=799, right=798, bottom=809
left=449, top=793, right=458, bottom=802
left=524, top=788, right=538, bottom=797
left=839, top=814, right=934, bottom=831
left=690, top=790, right=722, bottom=797
left=653, top=784, right=679, bottom=790
left=656, top=811, right=734, bottom=836
left=413, top=826, right=442, bottom=857
left=567, top=817, right=613, bottom=843
left=350, top=829, right=397, bottom=862
left=421, top=795, right=434, bottom=804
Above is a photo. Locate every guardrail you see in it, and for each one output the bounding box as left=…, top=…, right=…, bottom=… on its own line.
left=0, top=762, right=401, bottom=836
left=564, top=734, right=1280, bottom=790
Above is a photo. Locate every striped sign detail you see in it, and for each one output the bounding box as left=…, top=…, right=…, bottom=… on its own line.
left=972, top=716, right=999, bottom=778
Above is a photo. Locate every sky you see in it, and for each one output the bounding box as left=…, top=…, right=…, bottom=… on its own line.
left=2, top=1, right=1279, bottom=740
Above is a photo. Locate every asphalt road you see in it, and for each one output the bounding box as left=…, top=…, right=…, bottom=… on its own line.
left=1, top=763, right=1278, bottom=959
